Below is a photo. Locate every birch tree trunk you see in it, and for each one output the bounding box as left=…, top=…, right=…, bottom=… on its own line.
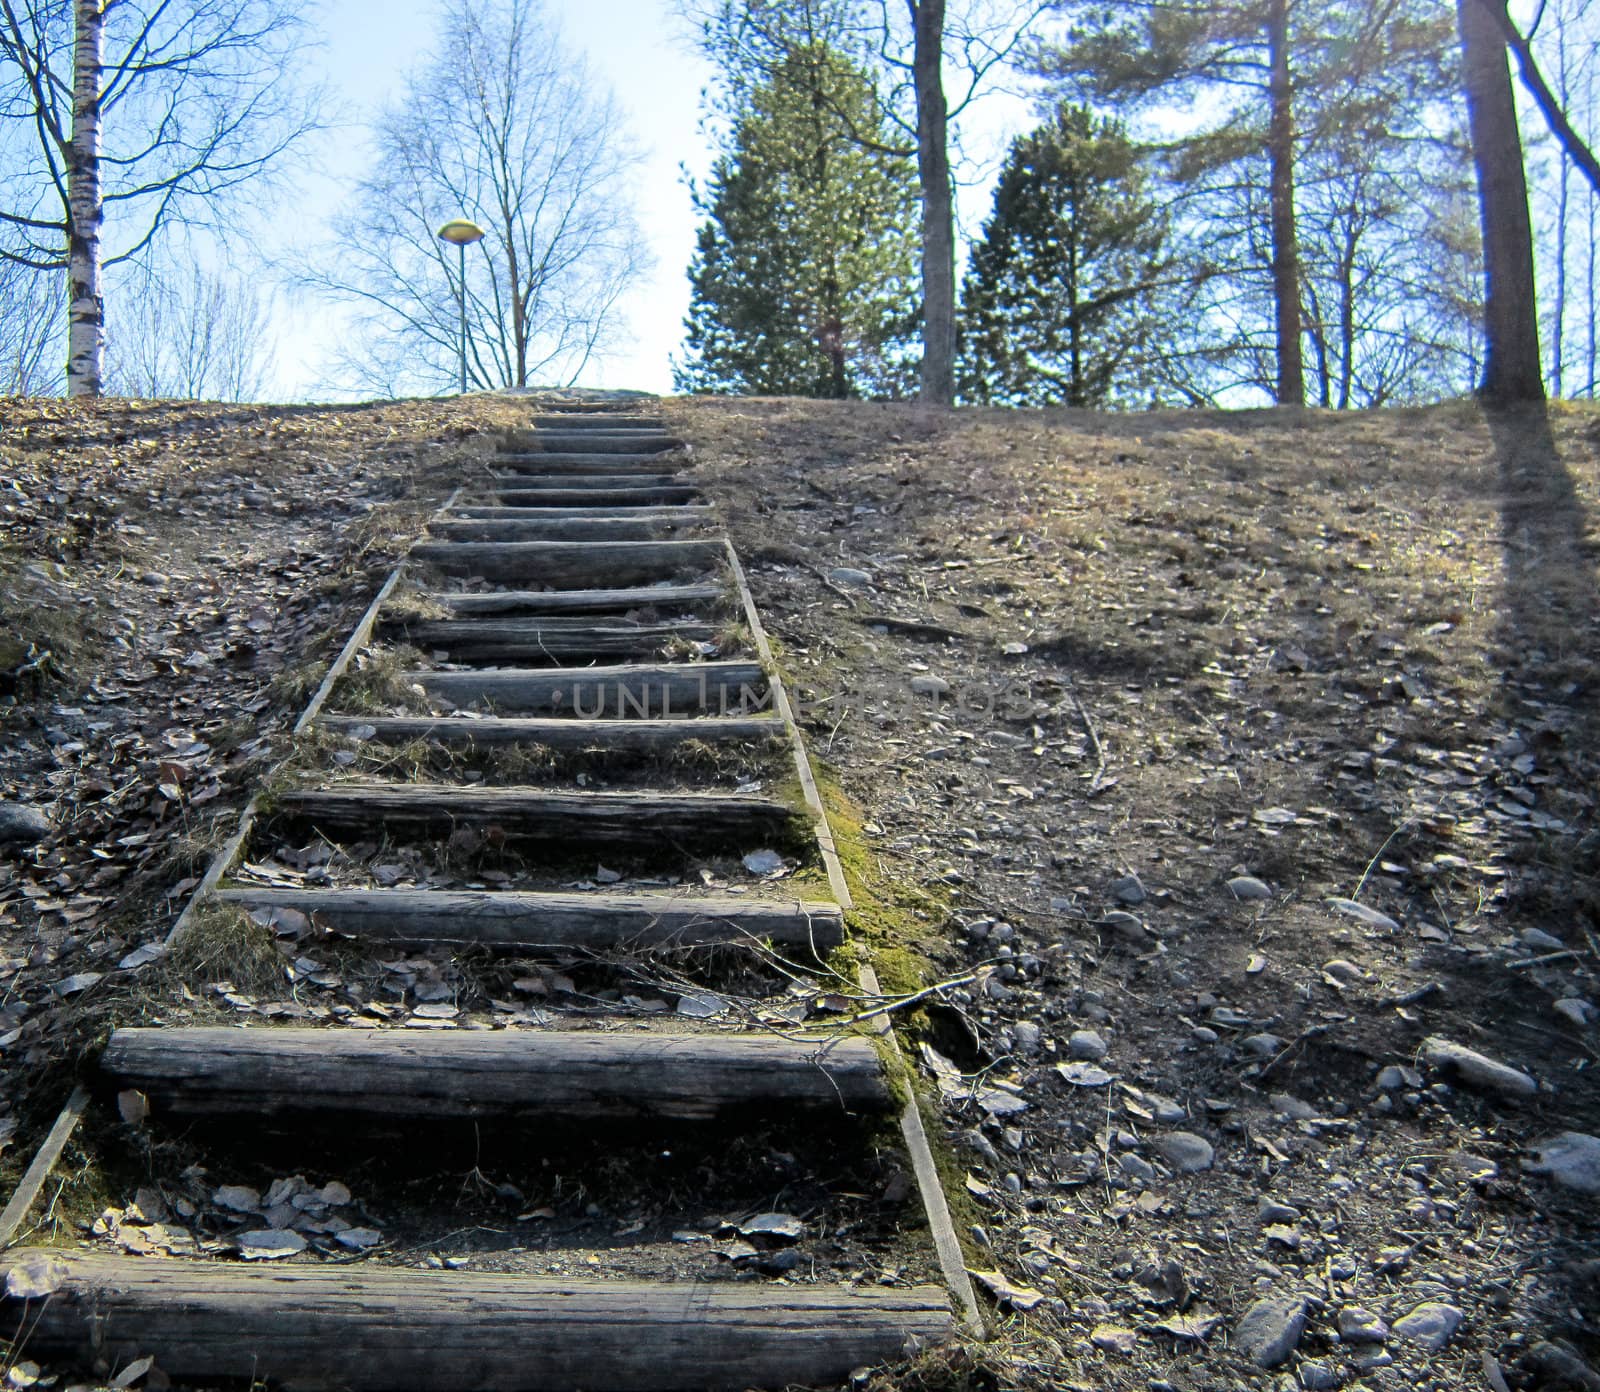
left=912, top=0, right=956, bottom=406
left=1457, top=0, right=1543, bottom=401
left=66, top=0, right=104, bottom=398
left=1265, top=0, right=1304, bottom=406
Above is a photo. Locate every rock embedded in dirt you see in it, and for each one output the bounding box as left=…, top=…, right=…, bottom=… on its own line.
left=1326, top=897, right=1400, bottom=931
left=1376, top=1065, right=1422, bottom=1091
left=1299, top=1360, right=1340, bottom=1390
left=909, top=674, right=949, bottom=697
left=1240, top=1032, right=1283, bottom=1059
left=1234, top=1293, right=1307, bottom=1367
left=1337, top=1306, right=1389, bottom=1344
left=1421, top=1036, right=1538, bottom=1099
left=1068, top=1029, right=1108, bottom=1062
left=1226, top=875, right=1272, bottom=901
left=1553, top=998, right=1594, bottom=1027
left=1521, top=927, right=1565, bottom=951
left=1390, top=1302, right=1463, bottom=1352
left=1258, top=1199, right=1300, bottom=1224
left=1525, top=1132, right=1600, bottom=1194
left=1108, top=874, right=1146, bottom=905
left=1153, top=1132, right=1214, bottom=1173
left=828, top=566, right=873, bottom=588
left=0, top=801, right=53, bottom=845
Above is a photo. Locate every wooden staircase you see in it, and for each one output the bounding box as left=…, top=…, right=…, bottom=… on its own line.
left=2, top=403, right=968, bottom=1390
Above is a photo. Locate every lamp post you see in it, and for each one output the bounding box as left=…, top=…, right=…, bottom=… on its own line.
left=436, top=219, right=485, bottom=395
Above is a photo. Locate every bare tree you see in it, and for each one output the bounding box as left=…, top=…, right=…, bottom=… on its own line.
left=300, top=0, right=649, bottom=396
left=104, top=259, right=275, bottom=400
left=0, top=255, right=57, bottom=394
left=0, top=0, right=321, bottom=397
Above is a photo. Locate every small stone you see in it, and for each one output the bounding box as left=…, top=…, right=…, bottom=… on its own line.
left=1375, top=1065, right=1422, bottom=1091
left=1117, top=1152, right=1156, bottom=1182
left=1090, top=1324, right=1137, bottom=1354
left=0, top=802, right=53, bottom=845
left=1109, top=874, right=1146, bottom=905
left=1191, top=1026, right=1219, bottom=1044
left=1239, top=1032, right=1283, bottom=1059
left=828, top=566, right=873, bottom=588
left=1337, top=1306, right=1389, bottom=1344
left=1269, top=1093, right=1316, bottom=1120
left=1525, top=1132, right=1600, bottom=1194
left=741, top=849, right=784, bottom=875
left=1234, top=1294, right=1307, bottom=1367
left=1390, top=1302, right=1463, bottom=1352
left=1153, top=1132, right=1214, bottom=1173
left=1421, top=1036, right=1538, bottom=1099
left=1227, top=876, right=1272, bottom=901
left=1013, top=1022, right=1043, bottom=1054
left=1257, top=1199, right=1300, bottom=1224
left=235, top=1229, right=307, bottom=1260
left=1521, top=927, right=1565, bottom=950
left=1068, top=1029, right=1108, bottom=1061
left=1553, top=998, right=1594, bottom=1028
left=676, top=991, right=728, bottom=1019
left=1299, top=1361, right=1340, bottom=1390
left=1326, top=897, right=1400, bottom=931
left=909, top=674, right=949, bottom=697
left=1322, top=958, right=1363, bottom=984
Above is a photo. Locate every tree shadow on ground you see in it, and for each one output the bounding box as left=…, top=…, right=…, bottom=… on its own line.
left=1488, top=404, right=1600, bottom=746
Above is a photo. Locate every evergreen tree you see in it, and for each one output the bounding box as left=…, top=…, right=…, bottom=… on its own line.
left=958, top=104, right=1167, bottom=408
left=674, top=45, right=919, bottom=398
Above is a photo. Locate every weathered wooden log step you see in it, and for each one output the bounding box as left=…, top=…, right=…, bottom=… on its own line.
left=447, top=504, right=714, bottom=521
left=489, top=464, right=684, bottom=480
left=318, top=713, right=779, bottom=748
left=426, top=583, right=724, bottom=615
left=274, top=785, right=802, bottom=845
left=412, top=539, right=724, bottom=584
left=102, top=1028, right=889, bottom=1119
left=531, top=412, right=665, bottom=429
left=1, top=1251, right=951, bottom=1392
left=482, top=472, right=687, bottom=489
left=428, top=516, right=708, bottom=542
left=506, top=433, right=685, bottom=453
left=492, top=486, right=700, bottom=507
left=383, top=617, right=716, bottom=661
left=217, top=886, right=843, bottom=949
left=409, top=660, right=767, bottom=715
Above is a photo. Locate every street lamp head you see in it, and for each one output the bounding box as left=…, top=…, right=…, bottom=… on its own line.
left=437, top=218, right=486, bottom=246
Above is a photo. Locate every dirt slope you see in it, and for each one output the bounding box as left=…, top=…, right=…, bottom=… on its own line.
left=3, top=392, right=1598, bottom=1391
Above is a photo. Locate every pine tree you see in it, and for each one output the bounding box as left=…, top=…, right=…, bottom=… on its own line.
left=674, top=45, right=920, bottom=398
left=958, top=105, right=1167, bottom=408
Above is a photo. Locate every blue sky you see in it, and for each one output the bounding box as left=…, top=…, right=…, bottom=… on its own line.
left=265, top=0, right=1033, bottom=400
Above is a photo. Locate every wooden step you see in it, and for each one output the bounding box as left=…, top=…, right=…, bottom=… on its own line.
left=447, top=505, right=713, bottom=521
left=318, top=713, right=780, bottom=749
left=412, top=539, right=724, bottom=584
left=2, top=1251, right=951, bottom=1392
left=509, top=433, right=685, bottom=453
left=383, top=617, right=716, bottom=661
left=426, top=583, right=723, bottom=615
left=493, top=487, right=699, bottom=507
left=531, top=413, right=665, bottom=429
left=489, top=464, right=684, bottom=480
left=217, top=886, right=844, bottom=950
left=482, top=472, right=687, bottom=489
left=274, top=784, right=802, bottom=845
left=102, top=1027, right=890, bottom=1120
left=409, top=660, right=767, bottom=715
left=428, top=516, right=707, bottom=542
